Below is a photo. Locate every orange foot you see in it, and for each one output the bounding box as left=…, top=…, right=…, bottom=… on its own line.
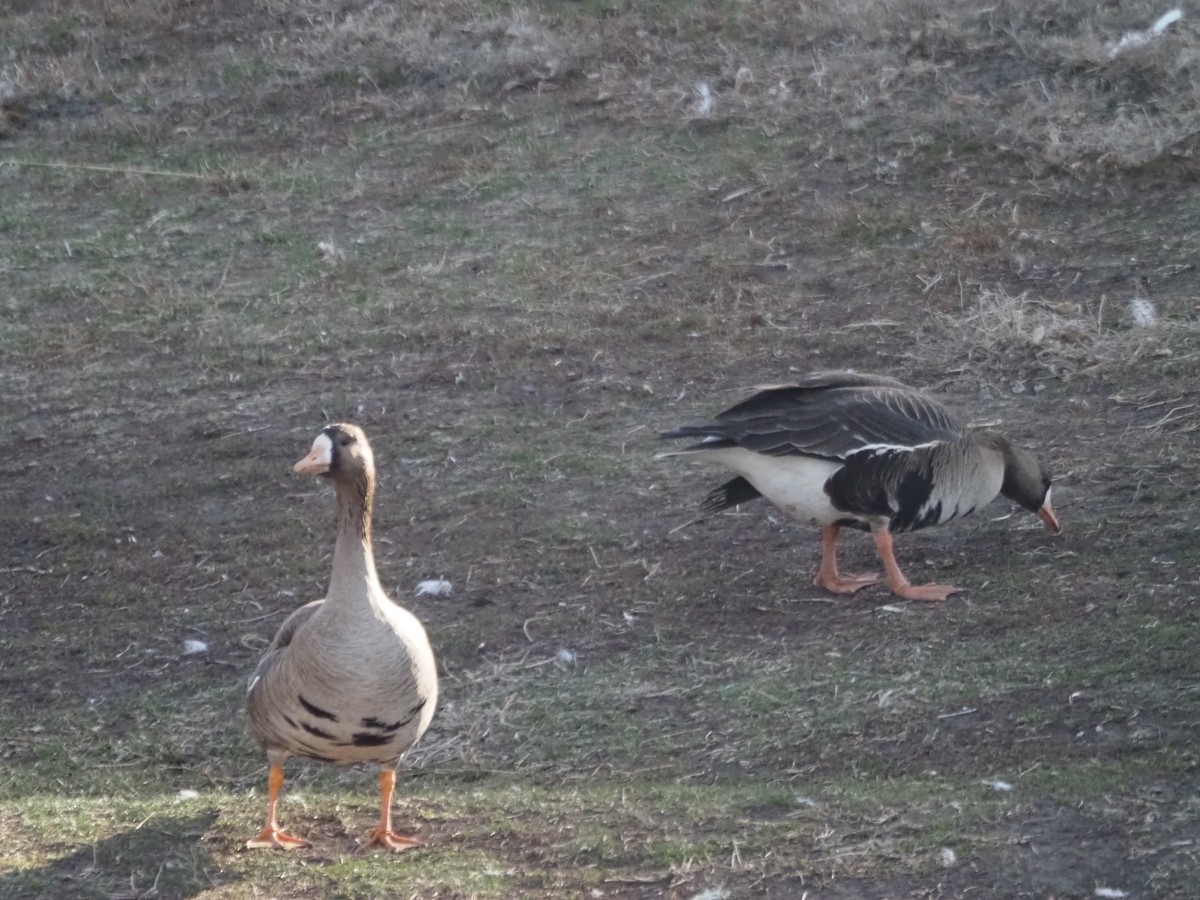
left=815, top=571, right=881, bottom=594
left=366, top=825, right=422, bottom=852
left=247, top=827, right=310, bottom=851
left=891, top=582, right=959, bottom=602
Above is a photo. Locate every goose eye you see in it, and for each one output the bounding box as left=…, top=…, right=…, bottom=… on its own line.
left=339, top=435, right=352, bottom=447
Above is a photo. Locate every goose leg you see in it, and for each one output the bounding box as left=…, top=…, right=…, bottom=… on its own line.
left=813, top=524, right=881, bottom=594
left=247, top=764, right=309, bottom=850
left=871, top=527, right=958, bottom=602
left=366, top=768, right=422, bottom=852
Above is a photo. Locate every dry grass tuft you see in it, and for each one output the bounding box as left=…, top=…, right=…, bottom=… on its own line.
left=271, top=0, right=596, bottom=92
left=934, top=285, right=1200, bottom=384
left=1002, top=8, right=1200, bottom=169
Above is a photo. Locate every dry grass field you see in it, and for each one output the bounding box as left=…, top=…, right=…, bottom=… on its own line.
left=2, top=1, right=1199, bottom=897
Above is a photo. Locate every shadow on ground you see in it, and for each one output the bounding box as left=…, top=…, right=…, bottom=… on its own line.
left=0, top=811, right=222, bottom=900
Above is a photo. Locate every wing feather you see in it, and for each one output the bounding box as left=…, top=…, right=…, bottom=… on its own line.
left=660, top=372, right=962, bottom=461
left=247, top=599, right=324, bottom=695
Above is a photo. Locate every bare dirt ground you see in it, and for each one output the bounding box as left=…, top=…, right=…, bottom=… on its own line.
left=2, top=1, right=1199, bottom=898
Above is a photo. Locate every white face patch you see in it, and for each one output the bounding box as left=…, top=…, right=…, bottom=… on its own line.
left=294, top=431, right=335, bottom=475
left=311, top=432, right=334, bottom=466
left=1044, top=485, right=1052, bottom=505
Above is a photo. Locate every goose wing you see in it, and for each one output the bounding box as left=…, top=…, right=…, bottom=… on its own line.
left=247, top=598, right=323, bottom=696
left=663, top=373, right=962, bottom=460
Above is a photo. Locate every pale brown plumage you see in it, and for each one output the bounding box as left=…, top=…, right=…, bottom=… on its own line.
left=659, top=372, right=1060, bottom=601
left=246, top=423, right=438, bottom=850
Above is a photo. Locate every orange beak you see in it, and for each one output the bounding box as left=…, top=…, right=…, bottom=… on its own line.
left=1037, top=503, right=1061, bottom=535
left=294, top=446, right=330, bottom=475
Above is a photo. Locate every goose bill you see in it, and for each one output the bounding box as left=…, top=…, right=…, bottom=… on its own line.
left=294, top=433, right=333, bottom=475
left=1037, top=503, right=1061, bottom=534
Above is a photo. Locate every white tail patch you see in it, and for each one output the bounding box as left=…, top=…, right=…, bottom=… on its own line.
left=654, top=435, right=722, bottom=460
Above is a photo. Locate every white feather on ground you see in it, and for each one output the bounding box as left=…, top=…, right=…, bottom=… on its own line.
left=1129, top=296, right=1157, bottom=328
left=1108, top=8, right=1182, bottom=58
left=415, top=578, right=452, bottom=597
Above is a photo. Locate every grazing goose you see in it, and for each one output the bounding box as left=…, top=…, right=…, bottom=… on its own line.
left=659, top=372, right=1060, bottom=601
left=246, top=424, right=438, bottom=851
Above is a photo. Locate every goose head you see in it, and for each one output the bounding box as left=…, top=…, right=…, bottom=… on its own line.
left=996, top=439, right=1060, bottom=534
left=294, top=423, right=375, bottom=489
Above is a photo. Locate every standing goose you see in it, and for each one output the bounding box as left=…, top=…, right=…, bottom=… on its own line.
left=246, top=423, right=438, bottom=851
left=658, top=372, right=1060, bottom=601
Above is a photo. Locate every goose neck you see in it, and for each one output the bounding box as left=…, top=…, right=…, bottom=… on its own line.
left=336, top=470, right=373, bottom=541
left=328, top=474, right=381, bottom=600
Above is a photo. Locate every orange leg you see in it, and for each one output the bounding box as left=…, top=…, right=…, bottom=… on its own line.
left=366, top=768, right=422, bottom=852
left=871, top=527, right=958, bottom=602
left=247, top=764, right=309, bottom=850
left=813, top=524, right=881, bottom=594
